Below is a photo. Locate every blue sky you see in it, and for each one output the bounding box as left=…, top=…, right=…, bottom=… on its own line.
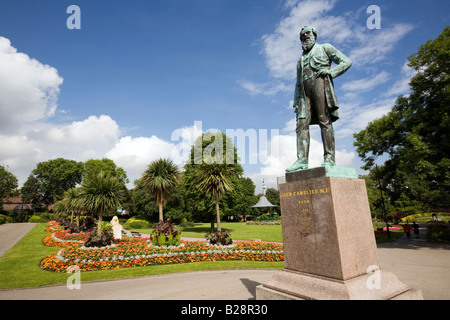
left=0, top=0, right=449, bottom=192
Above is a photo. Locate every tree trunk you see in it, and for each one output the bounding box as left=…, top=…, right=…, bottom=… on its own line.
left=215, top=195, right=221, bottom=232
left=70, top=211, right=74, bottom=223
left=158, top=202, right=163, bottom=222
left=97, top=212, right=103, bottom=237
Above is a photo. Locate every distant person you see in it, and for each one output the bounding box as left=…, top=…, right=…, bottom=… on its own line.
left=412, top=222, right=420, bottom=239
left=432, top=213, right=437, bottom=221
left=402, top=224, right=411, bottom=239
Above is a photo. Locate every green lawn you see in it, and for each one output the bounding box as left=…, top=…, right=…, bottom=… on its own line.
left=0, top=223, right=283, bottom=289
left=132, top=222, right=283, bottom=242
left=179, top=222, right=283, bottom=242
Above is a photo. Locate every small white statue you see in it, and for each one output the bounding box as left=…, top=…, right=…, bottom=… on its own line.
left=110, top=216, right=123, bottom=240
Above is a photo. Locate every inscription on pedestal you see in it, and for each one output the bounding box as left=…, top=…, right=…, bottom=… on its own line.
left=280, top=183, right=331, bottom=238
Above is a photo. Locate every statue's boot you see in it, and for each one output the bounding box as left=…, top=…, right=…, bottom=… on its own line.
left=286, top=159, right=308, bottom=172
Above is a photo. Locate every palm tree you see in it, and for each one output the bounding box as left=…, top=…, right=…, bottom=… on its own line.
left=194, top=163, right=235, bottom=232
left=141, top=158, right=180, bottom=222
left=79, top=171, right=127, bottom=237
left=62, top=187, right=82, bottom=225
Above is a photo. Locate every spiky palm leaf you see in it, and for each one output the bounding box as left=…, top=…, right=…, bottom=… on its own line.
left=141, top=158, right=180, bottom=222
left=62, top=187, right=82, bottom=224
left=80, top=171, right=127, bottom=237
left=194, top=163, right=235, bottom=232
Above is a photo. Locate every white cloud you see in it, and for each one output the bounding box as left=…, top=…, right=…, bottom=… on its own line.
left=237, top=80, right=291, bottom=96
left=384, top=61, right=416, bottom=97
left=349, top=23, right=414, bottom=67
left=342, top=71, right=390, bottom=92
left=340, top=97, right=397, bottom=134
left=0, top=36, right=63, bottom=134
left=0, top=115, right=122, bottom=186
left=27, top=115, right=119, bottom=149
left=105, top=135, right=176, bottom=183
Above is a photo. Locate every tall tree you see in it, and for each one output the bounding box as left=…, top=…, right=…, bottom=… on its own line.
left=128, top=179, right=159, bottom=220
left=83, top=158, right=128, bottom=184
left=354, top=27, right=450, bottom=209
left=22, top=158, right=84, bottom=210
left=184, top=132, right=243, bottom=231
left=0, top=165, right=18, bottom=208
left=79, top=172, right=127, bottom=237
left=140, top=158, right=180, bottom=222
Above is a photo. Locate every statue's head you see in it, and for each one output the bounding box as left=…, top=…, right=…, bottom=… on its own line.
left=300, top=26, right=317, bottom=52
left=111, top=215, right=119, bottom=226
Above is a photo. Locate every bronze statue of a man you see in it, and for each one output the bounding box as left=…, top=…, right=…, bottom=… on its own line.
left=286, top=26, right=352, bottom=172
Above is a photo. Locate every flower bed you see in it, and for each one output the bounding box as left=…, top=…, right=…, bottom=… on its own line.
left=45, top=220, right=64, bottom=233
left=43, top=229, right=89, bottom=247
left=40, top=239, right=284, bottom=272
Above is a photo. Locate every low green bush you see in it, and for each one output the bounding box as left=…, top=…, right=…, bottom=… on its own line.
left=28, top=215, right=47, bottom=223
left=427, top=222, right=450, bottom=242
left=151, top=219, right=181, bottom=246
left=124, top=218, right=149, bottom=229
left=205, top=230, right=233, bottom=245
left=0, top=214, right=11, bottom=224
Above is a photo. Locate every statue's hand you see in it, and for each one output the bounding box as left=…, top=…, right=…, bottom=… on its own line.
left=293, top=104, right=298, bottom=113
left=316, top=69, right=331, bottom=78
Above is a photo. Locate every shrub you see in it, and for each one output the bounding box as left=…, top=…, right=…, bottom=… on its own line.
left=151, top=219, right=181, bottom=246
left=128, top=220, right=149, bottom=229
left=28, top=215, right=47, bottom=223
left=124, top=218, right=149, bottom=229
left=0, top=214, right=10, bottom=224
left=205, top=230, right=233, bottom=245
left=84, top=227, right=114, bottom=247
left=179, top=218, right=195, bottom=228
left=427, top=222, right=450, bottom=242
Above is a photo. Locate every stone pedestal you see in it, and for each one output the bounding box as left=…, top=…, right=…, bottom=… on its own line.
left=256, top=167, right=423, bottom=300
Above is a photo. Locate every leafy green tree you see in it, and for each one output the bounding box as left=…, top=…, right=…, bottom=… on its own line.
left=360, top=173, right=394, bottom=218
left=184, top=132, right=243, bottom=231
left=140, top=158, right=180, bottom=222
left=223, top=177, right=258, bottom=219
left=79, top=172, right=128, bottom=237
left=0, top=165, right=19, bottom=207
left=83, top=158, right=128, bottom=184
left=22, top=158, right=84, bottom=210
left=128, top=179, right=159, bottom=219
left=354, top=27, right=450, bottom=210
left=21, top=174, right=42, bottom=211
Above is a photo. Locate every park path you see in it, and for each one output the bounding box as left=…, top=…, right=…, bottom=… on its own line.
left=0, top=223, right=37, bottom=257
